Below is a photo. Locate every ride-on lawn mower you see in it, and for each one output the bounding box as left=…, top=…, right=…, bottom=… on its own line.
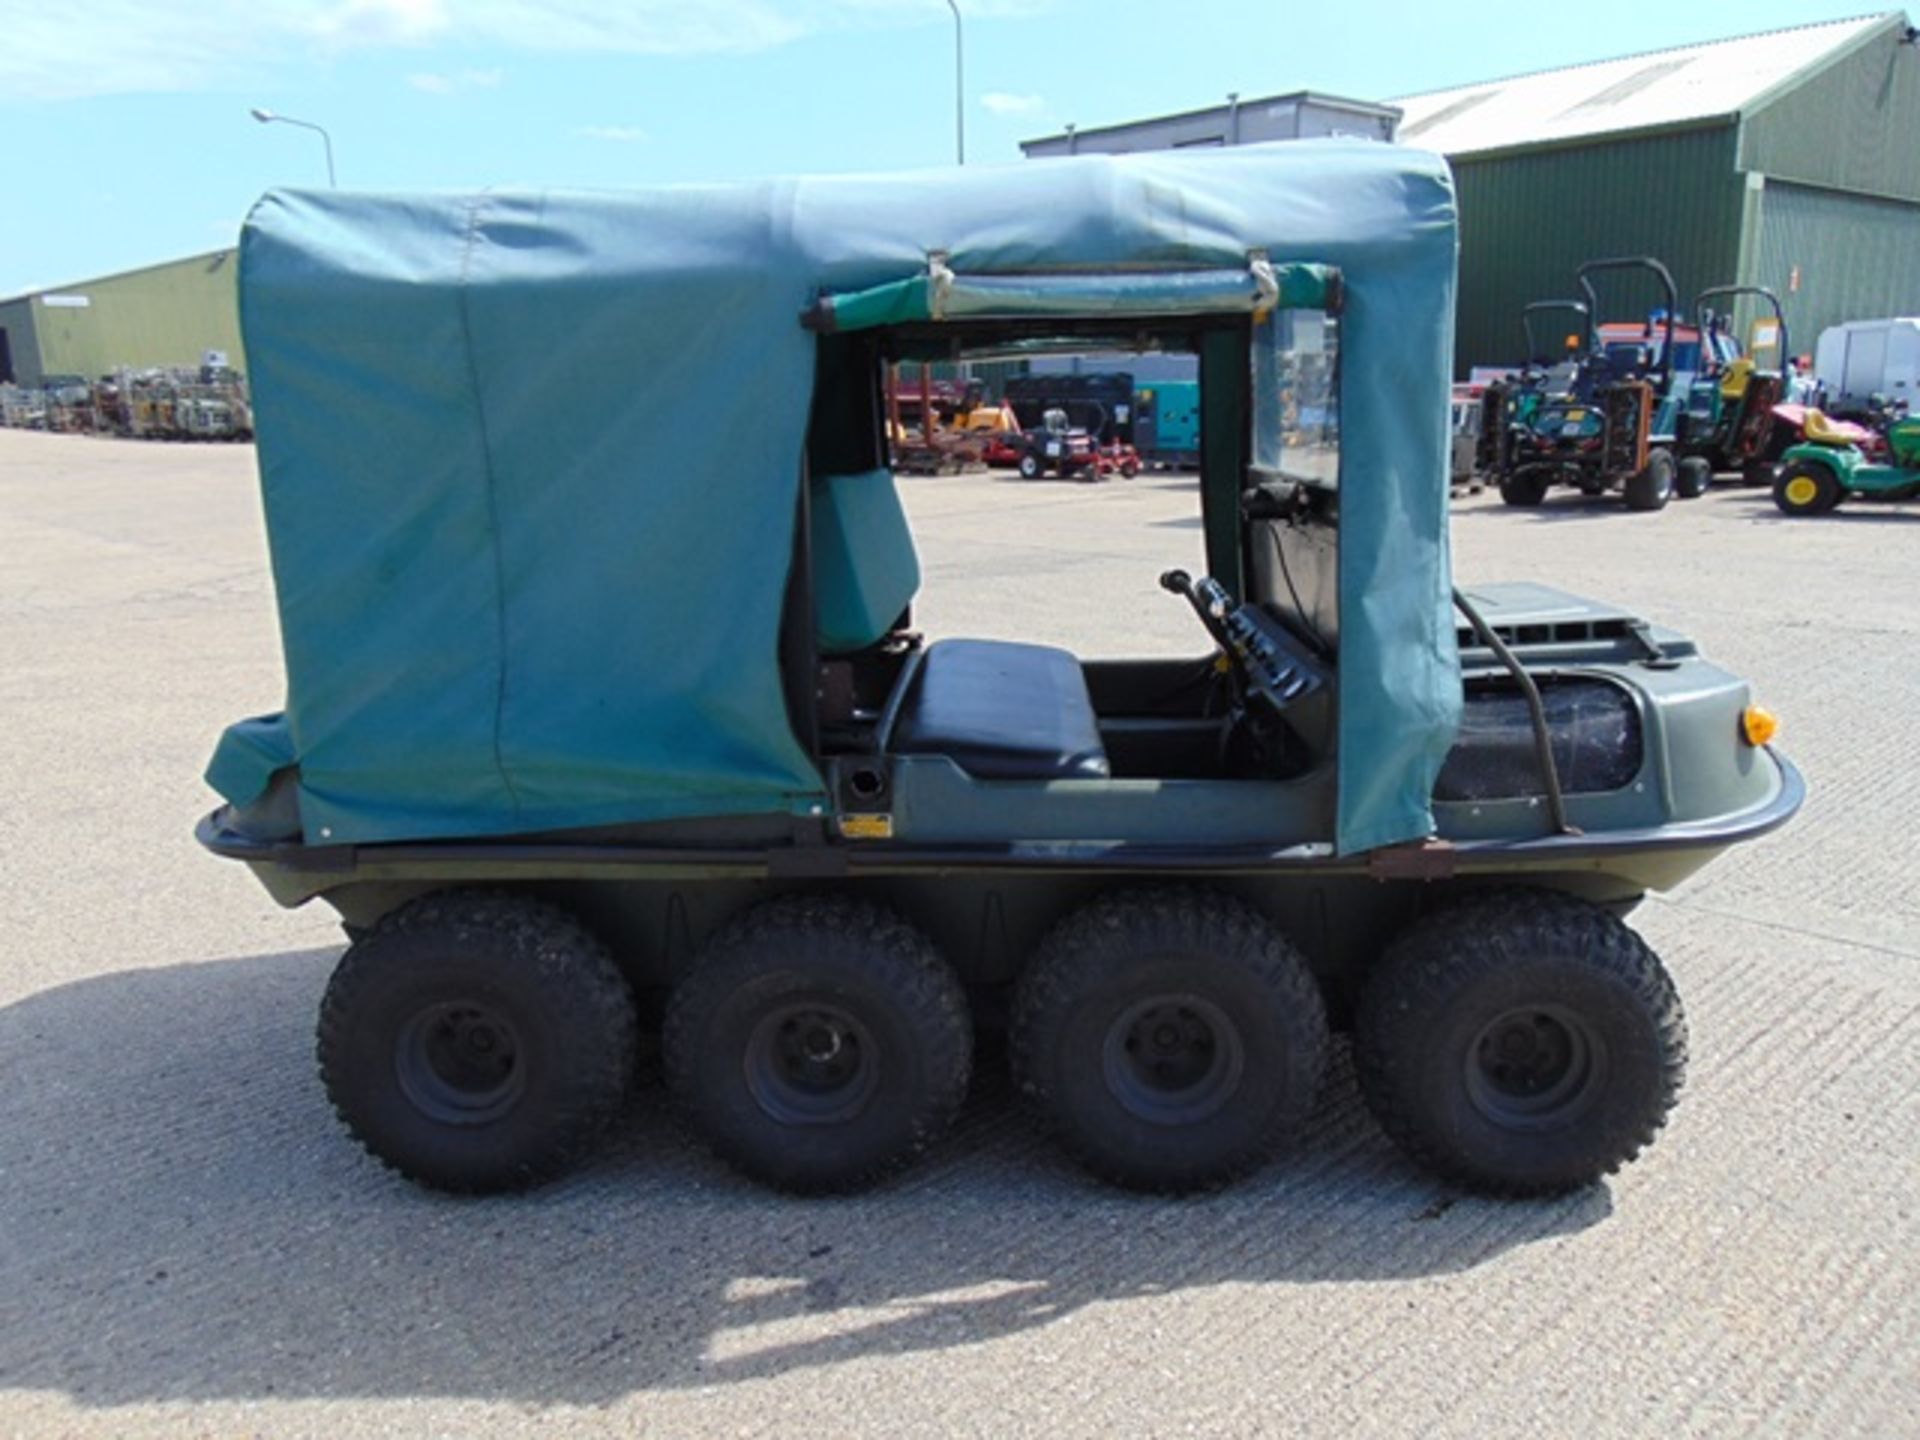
left=1680, top=285, right=1792, bottom=486
left=1773, top=396, right=1920, bottom=515
left=1013, top=407, right=1102, bottom=479
left=1497, top=259, right=1700, bottom=512
left=1473, top=299, right=1590, bottom=482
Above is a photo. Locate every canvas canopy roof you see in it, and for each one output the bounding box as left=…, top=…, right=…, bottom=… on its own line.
left=207, top=140, right=1461, bottom=855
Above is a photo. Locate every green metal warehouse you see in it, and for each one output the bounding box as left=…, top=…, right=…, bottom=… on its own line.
left=0, top=249, right=243, bottom=387
left=1395, top=12, right=1920, bottom=376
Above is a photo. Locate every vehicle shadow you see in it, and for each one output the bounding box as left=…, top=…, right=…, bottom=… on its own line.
left=1726, top=493, right=1920, bottom=525
left=1455, top=492, right=1654, bottom=523
left=0, top=949, right=1609, bottom=1409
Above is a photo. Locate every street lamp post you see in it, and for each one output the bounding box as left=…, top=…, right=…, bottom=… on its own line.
left=943, top=0, right=964, bottom=164
left=250, top=108, right=336, bottom=187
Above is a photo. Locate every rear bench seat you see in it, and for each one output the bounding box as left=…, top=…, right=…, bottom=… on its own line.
left=889, top=639, right=1110, bottom=782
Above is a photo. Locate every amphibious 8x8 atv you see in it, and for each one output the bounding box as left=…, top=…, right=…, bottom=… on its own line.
left=199, top=145, right=1800, bottom=1201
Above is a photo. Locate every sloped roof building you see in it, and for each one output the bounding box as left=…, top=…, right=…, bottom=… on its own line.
left=1396, top=13, right=1920, bottom=373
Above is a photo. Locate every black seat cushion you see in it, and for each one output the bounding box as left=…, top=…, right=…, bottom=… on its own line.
left=892, top=639, right=1110, bottom=781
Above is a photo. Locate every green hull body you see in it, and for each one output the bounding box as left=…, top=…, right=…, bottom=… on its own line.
left=204, top=583, right=1802, bottom=1004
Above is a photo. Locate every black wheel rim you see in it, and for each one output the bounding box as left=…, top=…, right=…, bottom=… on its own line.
left=1464, top=1004, right=1607, bottom=1131
left=1100, top=993, right=1246, bottom=1126
left=395, top=1002, right=527, bottom=1126
left=744, top=1003, right=880, bottom=1126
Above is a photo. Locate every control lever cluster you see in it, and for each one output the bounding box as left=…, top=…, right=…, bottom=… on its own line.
left=1160, top=569, right=1326, bottom=712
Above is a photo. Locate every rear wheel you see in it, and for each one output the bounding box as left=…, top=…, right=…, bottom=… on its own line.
left=1354, top=889, right=1686, bottom=1196
left=317, top=891, right=639, bottom=1194
left=1773, top=460, right=1842, bottom=516
left=1499, top=470, right=1549, bottom=507
left=1624, top=448, right=1674, bottom=511
left=1675, top=455, right=1712, bottom=499
left=1011, top=887, right=1329, bottom=1193
left=663, top=896, right=971, bottom=1193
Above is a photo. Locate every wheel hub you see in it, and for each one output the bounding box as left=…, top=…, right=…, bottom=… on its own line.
left=745, top=1003, right=880, bottom=1125
left=1464, top=1005, right=1606, bottom=1131
left=395, top=1001, right=527, bottom=1126
left=1101, top=993, right=1245, bottom=1126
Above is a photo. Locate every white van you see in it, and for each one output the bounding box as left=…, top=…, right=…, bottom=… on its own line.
left=1813, top=317, right=1920, bottom=414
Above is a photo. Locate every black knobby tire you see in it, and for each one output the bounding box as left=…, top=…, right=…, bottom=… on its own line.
left=1010, top=887, right=1330, bottom=1194
left=1017, top=452, right=1042, bottom=480
left=1354, top=888, right=1686, bottom=1196
left=1499, top=471, right=1548, bottom=507
left=1675, top=455, right=1712, bottom=500
left=1624, top=448, right=1675, bottom=511
left=663, top=895, right=971, bottom=1194
left=1772, top=459, right=1842, bottom=517
left=317, top=890, right=639, bottom=1194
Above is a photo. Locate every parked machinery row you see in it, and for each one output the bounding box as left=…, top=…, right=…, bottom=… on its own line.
left=0, top=364, right=254, bottom=441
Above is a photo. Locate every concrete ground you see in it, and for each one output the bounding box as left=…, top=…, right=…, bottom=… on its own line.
left=0, top=428, right=1915, bottom=1437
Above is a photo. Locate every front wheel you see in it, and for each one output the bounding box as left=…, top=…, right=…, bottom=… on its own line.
left=1354, top=889, right=1686, bottom=1196
left=1773, top=459, right=1842, bottom=516
left=1011, top=887, right=1329, bottom=1193
left=317, top=891, right=639, bottom=1194
left=1624, top=448, right=1675, bottom=511
left=1499, top=470, right=1549, bottom=507
left=1675, top=455, right=1712, bottom=499
left=1016, top=452, right=1042, bottom=480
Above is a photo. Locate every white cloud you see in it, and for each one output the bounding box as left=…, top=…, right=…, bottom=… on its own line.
left=407, top=67, right=503, bottom=94
left=576, top=124, right=648, bottom=143
left=308, top=0, right=450, bottom=46
left=0, top=1, right=1052, bottom=102
left=980, top=90, right=1043, bottom=115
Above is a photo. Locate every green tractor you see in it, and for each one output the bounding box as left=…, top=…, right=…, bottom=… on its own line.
left=1772, top=397, right=1920, bottom=515
left=1679, top=285, right=1791, bottom=486
left=1499, top=258, right=1702, bottom=511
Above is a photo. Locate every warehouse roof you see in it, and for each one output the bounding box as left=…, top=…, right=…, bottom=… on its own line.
left=1395, top=13, right=1901, bottom=156
left=0, top=248, right=235, bottom=306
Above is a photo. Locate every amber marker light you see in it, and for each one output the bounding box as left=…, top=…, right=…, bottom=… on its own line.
left=1741, top=705, right=1780, bottom=747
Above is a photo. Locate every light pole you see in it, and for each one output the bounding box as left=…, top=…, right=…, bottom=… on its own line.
left=250, top=108, right=336, bottom=187
left=943, top=0, right=964, bottom=164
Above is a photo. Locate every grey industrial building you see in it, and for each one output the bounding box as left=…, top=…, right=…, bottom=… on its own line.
left=1024, top=12, right=1920, bottom=378
left=1021, top=91, right=1399, bottom=156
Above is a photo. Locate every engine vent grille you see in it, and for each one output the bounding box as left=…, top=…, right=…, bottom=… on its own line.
left=1456, top=617, right=1636, bottom=649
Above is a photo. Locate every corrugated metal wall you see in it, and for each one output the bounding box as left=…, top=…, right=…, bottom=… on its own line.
left=1450, top=125, right=1747, bottom=377
left=1739, top=18, right=1920, bottom=205
left=1750, top=180, right=1920, bottom=355
left=0, top=298, right=38, bottom=384
left=22, top=251, right=244, bottom=383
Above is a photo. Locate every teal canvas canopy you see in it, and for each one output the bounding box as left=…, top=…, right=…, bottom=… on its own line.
left=209, top=140, right=1461, bottom=854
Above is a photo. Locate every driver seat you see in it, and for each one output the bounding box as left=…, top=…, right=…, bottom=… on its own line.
left=889, top=639, right=1110, bottom=781
left=1802, top=408, right=1851, bottom=445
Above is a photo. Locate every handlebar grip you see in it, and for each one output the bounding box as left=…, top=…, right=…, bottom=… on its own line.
left=1159, top=569, right=1192, bottom=595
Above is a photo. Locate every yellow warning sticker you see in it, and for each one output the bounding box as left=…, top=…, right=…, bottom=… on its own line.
left=838, top=813, right=895, bottom=840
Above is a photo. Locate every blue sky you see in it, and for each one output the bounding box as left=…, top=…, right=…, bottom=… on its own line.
left=0, top=0, right=1892, bottom=295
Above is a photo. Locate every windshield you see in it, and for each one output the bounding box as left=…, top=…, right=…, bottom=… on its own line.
left=1254, top=308, right=1340, bottom=489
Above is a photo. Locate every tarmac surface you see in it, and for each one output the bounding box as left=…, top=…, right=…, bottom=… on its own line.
left=0, top=428, right=1915, bottom=1437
